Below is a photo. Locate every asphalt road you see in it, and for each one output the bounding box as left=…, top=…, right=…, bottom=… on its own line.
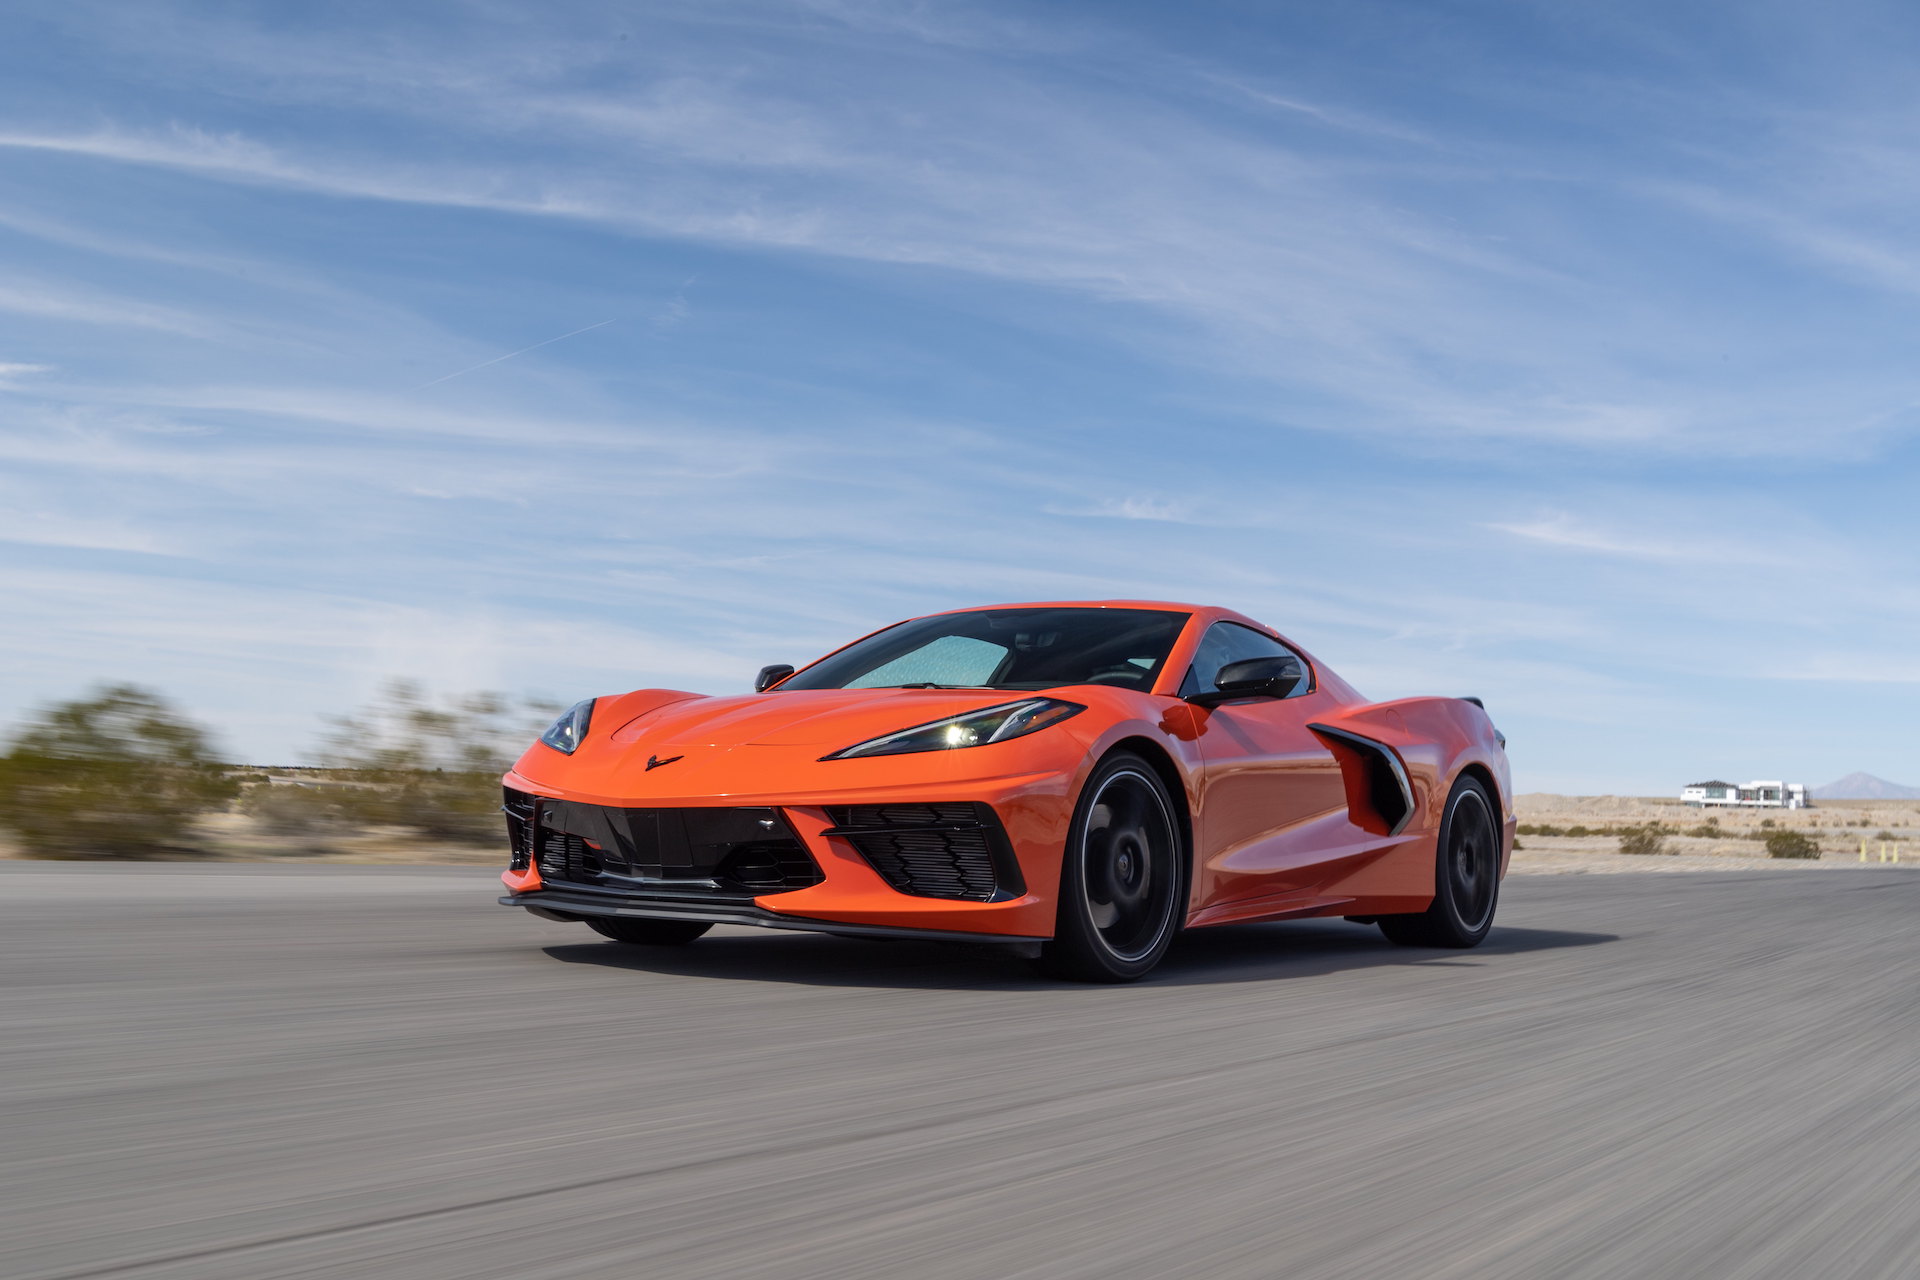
left=3, top=864, right=1917, bottom=1280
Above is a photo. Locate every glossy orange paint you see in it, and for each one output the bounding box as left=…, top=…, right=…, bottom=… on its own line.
left=500, top=599, right=1514, bottom=940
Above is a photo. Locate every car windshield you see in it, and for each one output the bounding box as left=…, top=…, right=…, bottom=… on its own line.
left=779, top=607, right=1191, bottom=693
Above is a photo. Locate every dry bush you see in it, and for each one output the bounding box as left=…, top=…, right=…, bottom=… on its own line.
left=1617, top=823, right=1673, bottom=856
left=312, top=681, right=559, bottom=843
left=1765, top=830, right=1820, bottom=860
left=0, top=686, right=235, bottom=859
left=239, top=782, right=369, bottom=835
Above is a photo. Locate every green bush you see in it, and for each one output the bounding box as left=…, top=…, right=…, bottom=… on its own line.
left=0, top=685, right=236, bottom=859
left=1765, top=830, right=1820, bottom=860
left=1760, top=818, right=1775, bottom=828
left=313, top=681, right=557, bottom=842
left=1617, top=823, right=1673, bottom=856
left=1685, top=824, right=1721, bottom=838
left=1565, top=824, right=1592, bottom=838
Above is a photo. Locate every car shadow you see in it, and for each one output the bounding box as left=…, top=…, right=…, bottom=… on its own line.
left=538, top=919, right=1616, bottom=991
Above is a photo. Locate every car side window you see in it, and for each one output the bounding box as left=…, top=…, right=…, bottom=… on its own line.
left=1178, top=623, right=1312, bottom=699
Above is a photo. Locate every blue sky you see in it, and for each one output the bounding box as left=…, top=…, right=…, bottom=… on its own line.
left=2, top=1, right=1917, bottom=791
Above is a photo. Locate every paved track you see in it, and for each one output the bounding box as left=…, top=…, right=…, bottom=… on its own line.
left=3, top=863, right=1917, bottom=1279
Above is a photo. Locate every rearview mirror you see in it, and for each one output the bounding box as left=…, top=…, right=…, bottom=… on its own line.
left=1188, top=655, right=1303, bottom=707
left=755, top=664, right=796, bottom=693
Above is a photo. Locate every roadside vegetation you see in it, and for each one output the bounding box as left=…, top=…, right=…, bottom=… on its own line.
left=1764, top=830, right=1820, bottom=860
left=0, top=681, right=556, bottom=860
left=1615, top=822, right=1674, bottom=856
left=0, top=686, right=236, bottom=859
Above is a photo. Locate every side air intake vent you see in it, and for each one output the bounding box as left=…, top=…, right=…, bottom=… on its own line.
left=1308, top=724, right=1416, bottom=837
left=823, top=802, right=1024, bottom=902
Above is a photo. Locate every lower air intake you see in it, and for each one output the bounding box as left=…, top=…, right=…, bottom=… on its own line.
left=824, top=802, right=1024, bottom=903
left=502, top=789, right=823, bottom=895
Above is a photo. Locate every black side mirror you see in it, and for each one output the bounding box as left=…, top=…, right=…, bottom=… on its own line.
left=755, top=664, right=796, bottom=693
left=1188, top=655, right=1303, bottom=708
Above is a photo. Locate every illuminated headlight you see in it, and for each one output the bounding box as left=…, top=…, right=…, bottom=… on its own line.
left=539, top=699, right=595, bottom=755
left=825, top=698, right=1084, bottom=760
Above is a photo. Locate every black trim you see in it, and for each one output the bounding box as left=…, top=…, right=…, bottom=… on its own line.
left=1308, top=723, right=1416, bottom=837
left=823, top=802, right=1027, bottom=902
left=502, top=889, right=1045, bottom=946
left=503, top=789, right=824, bottom=895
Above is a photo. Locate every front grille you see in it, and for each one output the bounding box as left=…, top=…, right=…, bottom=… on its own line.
left=503, top=789, right=822, bottom=895
left=824, top=802, right=1023, bottom=903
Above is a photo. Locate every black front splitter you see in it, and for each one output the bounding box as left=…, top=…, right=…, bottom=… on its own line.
left=501, top=888, right=1048, bottom=949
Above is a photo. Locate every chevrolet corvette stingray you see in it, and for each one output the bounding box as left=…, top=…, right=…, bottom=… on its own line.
left=499, top=601, right=1512, bottom=981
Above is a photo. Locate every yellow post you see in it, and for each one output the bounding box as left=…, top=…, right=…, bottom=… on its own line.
left=1861, top=838, right=1869, bottom=863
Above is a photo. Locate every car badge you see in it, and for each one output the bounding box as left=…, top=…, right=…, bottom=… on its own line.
left=645, top=754, right=684, bottom=771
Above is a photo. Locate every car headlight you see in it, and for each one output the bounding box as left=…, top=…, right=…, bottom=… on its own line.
left=538, top=699, right=595, bottom=755
left=824, top=698, right=1084, bottom=760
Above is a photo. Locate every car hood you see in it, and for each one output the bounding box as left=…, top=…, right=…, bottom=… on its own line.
left=608, top=688, right=1024, bottom=750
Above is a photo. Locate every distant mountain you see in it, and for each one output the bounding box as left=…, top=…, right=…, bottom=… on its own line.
left=1812, top=772, right=1920, bottom=800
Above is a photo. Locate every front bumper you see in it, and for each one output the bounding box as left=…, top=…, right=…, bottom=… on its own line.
left=497, top=760, right=1076, bottom=939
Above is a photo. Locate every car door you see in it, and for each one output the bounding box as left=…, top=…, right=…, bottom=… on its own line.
left=1183, top=623, right=1358, bottom=914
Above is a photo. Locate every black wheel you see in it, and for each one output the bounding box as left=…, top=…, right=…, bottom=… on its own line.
left=587, top=917, right=712, bottom=946
left=1036, top=752, right=1185, bottom=983
left=1379, top=775, right=1501, bottom=948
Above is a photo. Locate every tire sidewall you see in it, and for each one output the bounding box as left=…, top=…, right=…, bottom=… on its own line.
left=1054, top=752, right=1185, bottom=980
left=1433, top=776, right=1499, bottom=944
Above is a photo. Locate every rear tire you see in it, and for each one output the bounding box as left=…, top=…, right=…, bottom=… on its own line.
left=1035, top=752, right=1185, bottom=983
left=1378, top=775, right=1500, bottom=949
left=587, top=918, right=712, bottom=946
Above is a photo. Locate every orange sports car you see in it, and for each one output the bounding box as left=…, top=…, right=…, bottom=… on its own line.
left=499, top=601, right=1512, bottom=981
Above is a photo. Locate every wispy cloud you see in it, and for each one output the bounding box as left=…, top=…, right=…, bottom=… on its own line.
left=0, top=278, right=211, bottom=334
left=0, top=361, right=51, bottom=388
left=1487, top=513, right=1794, bottom=567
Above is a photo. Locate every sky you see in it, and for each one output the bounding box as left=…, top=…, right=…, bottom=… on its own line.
left=1, top=0, right=1918, bottom=791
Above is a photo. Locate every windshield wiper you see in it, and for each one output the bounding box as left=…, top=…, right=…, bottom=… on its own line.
left=881, top=682, right=990, bottom=689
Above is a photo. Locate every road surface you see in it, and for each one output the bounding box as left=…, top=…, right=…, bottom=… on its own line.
left=2, top=863, right=1916, bottom=1279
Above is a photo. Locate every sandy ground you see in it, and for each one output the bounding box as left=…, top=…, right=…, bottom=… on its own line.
left=1508, top=794, right=1919, bottom=875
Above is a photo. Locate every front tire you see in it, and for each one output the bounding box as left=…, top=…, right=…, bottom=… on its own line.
left=587, top=917, right=712, bottom=946
left=1379, top=775, right=1501, bottom=948
left=1036, top=752, right=1185, bottom=983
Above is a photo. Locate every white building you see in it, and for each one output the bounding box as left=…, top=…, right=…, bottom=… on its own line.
left=1680, top=780, right=1808, bottom=809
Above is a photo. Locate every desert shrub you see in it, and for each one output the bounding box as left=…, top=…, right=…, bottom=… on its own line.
left=1617, top=823, right=1673, bottom=856
left=1565, top=824, right=1592, bottom=838
left=0, top=685, right=236, bottom=859
left=1875, top=830, right=1898, bottom=842
left=239, top=781, right=369, bottom=835
left=1685, top=823, right=1721, bottom=838
left=315, top=681, right=559, bottom=842
left=1760, top=818, right=1775, bottom=828
left=1765, top=830, right=1820, bottom=860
